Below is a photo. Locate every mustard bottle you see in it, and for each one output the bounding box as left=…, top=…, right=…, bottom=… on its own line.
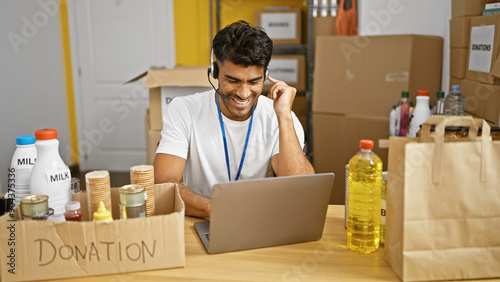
left=93, top=201, right=113, bottom=222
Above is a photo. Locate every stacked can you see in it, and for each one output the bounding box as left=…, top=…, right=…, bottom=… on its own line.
left=344, top=164, right=349, bottom=229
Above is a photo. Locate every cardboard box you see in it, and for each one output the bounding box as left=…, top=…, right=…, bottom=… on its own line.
left=450, top=77, right=462, bottom=89
left=255, top=8, right=302, bottom=44
left=264, top=54, right=306, bottom=92
left=312, top=113, right=389, bottom=204
left=127, top=66, right=213, bottom=131
left=313, top=35, right=443, bottom=117
left=451, top=0, right=486, bottom=18
left=466, top=14, right=500, bottom=84
left=460, top=79, right=500, bottom=126
left=0, top=184, right=185, bottom=281
left=450, top=17, right=470, bottom=48
left=450, top=48, right=468, bottom=79
left=292, top=94, right=308, bottom=134
left=145, top=109, right=161, bottom=165
left=314, top=16, right=336, bottom=40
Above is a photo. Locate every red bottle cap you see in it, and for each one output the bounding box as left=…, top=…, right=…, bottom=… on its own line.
left=360, top=139, right=374, bottom=150
left=417, top=90, right=430, bottom=96
left=35, top=128, right=58, bottom=140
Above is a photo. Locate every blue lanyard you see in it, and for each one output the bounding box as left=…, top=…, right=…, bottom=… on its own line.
left=216, top=93, right=255, bottom=181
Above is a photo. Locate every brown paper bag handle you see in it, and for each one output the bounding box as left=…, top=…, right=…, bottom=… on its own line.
left=420, top=115, right=447, bottom=140
left=433, top=116, right=491, bottom=184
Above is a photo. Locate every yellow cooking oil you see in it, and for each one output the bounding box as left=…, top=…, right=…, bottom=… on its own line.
left=347, top=140, right=383, bottom=254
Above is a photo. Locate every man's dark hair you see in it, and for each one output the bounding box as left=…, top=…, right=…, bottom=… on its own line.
left=212, top=20, right=273, bottom=71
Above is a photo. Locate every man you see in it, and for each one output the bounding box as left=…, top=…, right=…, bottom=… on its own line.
left=153, top=21, right=314, bottom=218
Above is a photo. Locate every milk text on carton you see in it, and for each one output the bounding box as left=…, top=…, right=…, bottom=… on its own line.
left=35, top=239, right=157, bottom=266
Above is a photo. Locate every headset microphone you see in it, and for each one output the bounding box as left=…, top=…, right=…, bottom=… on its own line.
left=207, top=69, right=230, bottom=101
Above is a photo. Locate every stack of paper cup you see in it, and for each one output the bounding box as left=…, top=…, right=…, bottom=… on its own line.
left=85, top=170, right=112, bottom=219
left=130, top=165, right=155, bottom=216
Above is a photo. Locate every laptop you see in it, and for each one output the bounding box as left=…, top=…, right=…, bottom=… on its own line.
left=194, top=173, right=335, bottom=254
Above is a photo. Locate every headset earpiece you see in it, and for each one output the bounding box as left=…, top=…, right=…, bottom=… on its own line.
left=210, top=49, right=218, bottom=79
left=212, top=62, right=219, bottom=79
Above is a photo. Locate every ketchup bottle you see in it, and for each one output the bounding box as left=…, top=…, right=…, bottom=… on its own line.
left=64, top=201, right=83, bottom=221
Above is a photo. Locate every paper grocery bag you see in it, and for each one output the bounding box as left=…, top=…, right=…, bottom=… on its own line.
left=385, top=116, right=500, bottom=281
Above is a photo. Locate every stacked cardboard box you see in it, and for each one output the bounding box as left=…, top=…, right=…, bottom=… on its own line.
left=255, top=7, right=302, bottom=45
left=313, top=35, right=443, bottom=204
left=127, top=66, right=213, bottom=164
left=451, top=0, right=500, bottom=126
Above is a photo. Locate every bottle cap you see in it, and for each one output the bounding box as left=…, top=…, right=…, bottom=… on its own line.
left=382, top=171, right=388, bottom=181
left=48, top=214, right=66, bottom=222
left=16, top=135, right=36, bottom=145
left=65, top=201, right=81, bottom=211
left=452, top=85, right=460, bottom=90
left=35, top=128, right=58, bottom=140
left=401, top=91, right=409, bottom=98
left=392, top=105, right=397, bottom=110
left=360, top=139, right=374, bottom=150
left=93, top=201, right=113, bottom=222
left=417, top=90, right=430, bottom=96
left=437, top=91, right=444, bottom=98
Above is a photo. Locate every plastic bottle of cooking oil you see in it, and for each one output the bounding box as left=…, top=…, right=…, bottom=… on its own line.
left=347, top=139, right=383, bottom=254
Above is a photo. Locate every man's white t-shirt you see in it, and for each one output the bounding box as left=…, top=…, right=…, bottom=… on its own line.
left=156, top=89, right=305, bottom=198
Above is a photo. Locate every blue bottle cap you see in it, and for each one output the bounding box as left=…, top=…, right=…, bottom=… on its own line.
left=16, top=135, right=36, bottom=145
left=452, top=85, right=460, bottom=90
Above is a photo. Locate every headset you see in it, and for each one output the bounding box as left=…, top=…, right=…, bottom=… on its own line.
left=208, top=49, right=268, bottom=83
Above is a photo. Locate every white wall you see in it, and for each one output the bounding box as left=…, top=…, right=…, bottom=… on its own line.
left=358, top=0, right=451, bottom=92
left=0, top=0, right=71, bottom=193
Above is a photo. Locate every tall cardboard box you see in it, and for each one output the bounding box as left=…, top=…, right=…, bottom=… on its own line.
left=313, top=35, right=443, bottom=117
left=313, top=35, right=443, bottom=204
left=466, top=14, right=500, bottom=84
left=127, top=66, right=213, bottom=131
left=461, top=79, right=500, bottom=126
left=450, top=17, right=470, bottom=48
left=451, top=0, right=486, bottom=18
left=313, top=114, right=389, bottom=204
left=450, top=48, right=468, bottom=79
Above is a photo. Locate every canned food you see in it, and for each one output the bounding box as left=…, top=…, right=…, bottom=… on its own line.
left=491, top=127, right=500, bottom=141
left=119, top=185, right=147, bottom=219
left=21, top=195, right=53, bottom=220
left=344, top=164, right=349, bottom=229
left=417, top=125, right=468, bottom=139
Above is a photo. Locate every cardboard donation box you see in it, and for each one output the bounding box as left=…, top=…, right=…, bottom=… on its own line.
left=0, top=184, right=185, bottom=281
left=466, top=14, right=500, bottom=84
left=312, top=35, right=443, bottom=204
left=255, top=8, right=302, bottom=44
left=128, top=66, right=213, bottom=131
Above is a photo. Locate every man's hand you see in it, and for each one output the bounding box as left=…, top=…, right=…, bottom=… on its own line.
left=267, top=76, right=296, bottom=118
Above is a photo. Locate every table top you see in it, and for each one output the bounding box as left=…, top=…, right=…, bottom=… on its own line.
left=47, top=205, right=497, bottom=281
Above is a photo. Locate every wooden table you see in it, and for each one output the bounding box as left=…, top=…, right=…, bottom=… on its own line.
left=48, top=205, right=497, bottom=281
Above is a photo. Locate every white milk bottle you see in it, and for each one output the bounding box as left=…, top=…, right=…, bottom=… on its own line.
left=10, top=135, right=37, bottom=207
left=30, top=129, right=72, bottom=215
